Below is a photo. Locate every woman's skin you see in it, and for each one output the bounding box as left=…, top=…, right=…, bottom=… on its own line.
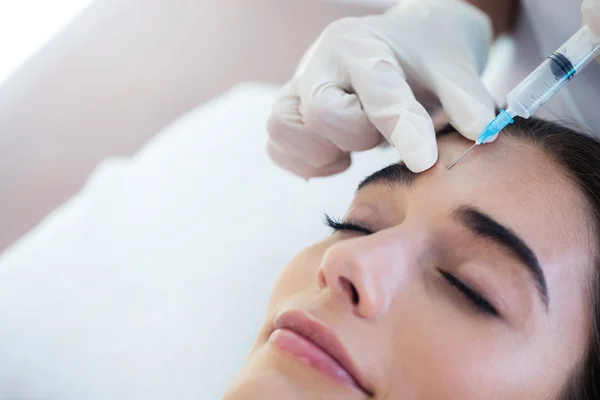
left=225, top=132, right=594, bottom=400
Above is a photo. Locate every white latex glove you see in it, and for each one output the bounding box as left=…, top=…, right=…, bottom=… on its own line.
left=583, top=0, right=600, bottom=35
left=267, top=0, right=496, bottom=177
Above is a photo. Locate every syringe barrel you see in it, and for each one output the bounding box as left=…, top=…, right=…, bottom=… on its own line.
left=506, top=25, right=600, bottom=118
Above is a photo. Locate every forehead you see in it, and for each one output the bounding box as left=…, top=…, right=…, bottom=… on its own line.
left=433, top=134, right=586, bottom=235
left=432, top=134, right=590, bottom=260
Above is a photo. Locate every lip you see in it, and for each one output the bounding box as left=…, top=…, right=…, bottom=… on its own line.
left=269, top=310, right=372, bottom=396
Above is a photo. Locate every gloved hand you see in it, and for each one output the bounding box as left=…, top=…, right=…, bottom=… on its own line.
left=267, top=0, right=496, bottom=177
left=582, top=0, right=600, bottom=35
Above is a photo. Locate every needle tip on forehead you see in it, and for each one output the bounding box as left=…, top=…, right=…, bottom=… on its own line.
left=447, top=144, right=477, bottom=170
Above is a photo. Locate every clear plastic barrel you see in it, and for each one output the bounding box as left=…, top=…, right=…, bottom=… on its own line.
left=506, top=25, right=600, bottom=118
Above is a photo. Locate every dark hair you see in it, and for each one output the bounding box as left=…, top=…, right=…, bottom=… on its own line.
left=501, top=117, right=600, bottom=399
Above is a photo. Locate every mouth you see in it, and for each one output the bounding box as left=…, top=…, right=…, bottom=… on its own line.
left=268, top=310, right=372, bottom=396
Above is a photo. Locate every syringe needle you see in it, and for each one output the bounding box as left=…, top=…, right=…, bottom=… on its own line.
left=447, top=143, right=477, bottom=170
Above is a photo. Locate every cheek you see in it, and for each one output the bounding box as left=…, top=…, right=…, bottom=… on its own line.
left=388, top=310, right=554, bottom=399
left=266, top=240, right=329, bottom=310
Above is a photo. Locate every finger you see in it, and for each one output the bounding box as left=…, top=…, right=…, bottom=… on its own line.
left=343, top=36, right=438, bottom=172
left=267, top=140, right=351, bottom=179
left=294, top=20, right=384, bottom=153
left=428, top=64, right=496, bottom=141
left=267, top=81, right=348, bottom=168
left=582, top=0, right=600, bottom=36
left=301, top=85, right=383, bottom=152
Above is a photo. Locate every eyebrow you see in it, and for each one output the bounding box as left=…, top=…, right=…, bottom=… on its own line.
left=357, top=126, right=459, bottom=191
left=453, top=205, right=549, bottom=309
left=358, top=163, right=418, bottom=191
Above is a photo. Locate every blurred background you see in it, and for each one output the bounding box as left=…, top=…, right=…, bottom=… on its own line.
left=0, top=0, right=395, bottom=252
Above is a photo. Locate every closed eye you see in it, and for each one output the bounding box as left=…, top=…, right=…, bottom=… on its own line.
left=439, top=270, right=499, bottom=318
left=324, top=214, right=374, bottom=235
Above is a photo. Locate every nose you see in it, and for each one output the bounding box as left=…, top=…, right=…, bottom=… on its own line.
left=317, top=231, right=409, bottom=319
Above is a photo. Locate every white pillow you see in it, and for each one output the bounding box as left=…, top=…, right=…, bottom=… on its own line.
left=0, top=83, right=399, bottom=400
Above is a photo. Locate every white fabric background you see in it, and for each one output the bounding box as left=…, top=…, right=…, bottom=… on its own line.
left=0, top=83, right=399, bottom=400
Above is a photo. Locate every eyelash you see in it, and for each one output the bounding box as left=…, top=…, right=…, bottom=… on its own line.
left=439, top=270, right=499, bottom=317
left=324, top=214, right=498, bottom=318
left=324, top=214, right=374, bottom=235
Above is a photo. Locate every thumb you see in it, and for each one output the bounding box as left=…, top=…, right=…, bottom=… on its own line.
left=429, top=65, right=496, bottom=141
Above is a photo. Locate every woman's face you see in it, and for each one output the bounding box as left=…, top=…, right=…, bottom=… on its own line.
left=225, top=133, right=594, bottom=400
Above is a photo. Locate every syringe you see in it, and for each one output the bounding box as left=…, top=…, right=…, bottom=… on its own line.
left=448, top=24, right=600, bottom=170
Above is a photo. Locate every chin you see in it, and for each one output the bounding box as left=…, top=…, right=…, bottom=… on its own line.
left=224, top=367, right=315, bottom=400
left=224, top=345, right=364, bottom=400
